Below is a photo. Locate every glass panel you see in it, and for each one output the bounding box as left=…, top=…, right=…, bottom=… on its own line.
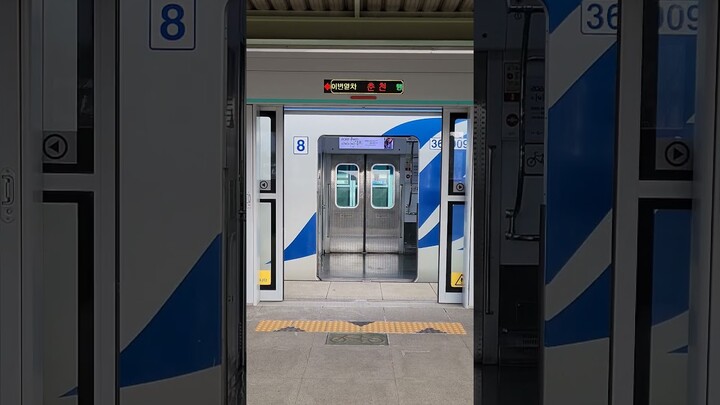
left=335, top=164, right=359, bottom=208
left=256, top=112, right=276, bottom=192
left=637, top=1, right=699, bottom=402
left=639, top=1, right=696, bottom=180
left=446, top=202, right=464, bottom=292
left=449, top=114, right=468, bottom=195
left=370, top=164, right=395, bottom=209
left=258, top=201, right=274, bottom=290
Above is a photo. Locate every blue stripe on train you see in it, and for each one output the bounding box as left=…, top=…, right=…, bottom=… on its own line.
left=63, top=235, right=222, bottom=395
left=284, top=214, right=317, bottom=261
left=545, top=0, right=582, bottom=33
left=117, top=235, right=222, bottom=387
left=545, top=266, right=611, bottom=347
left=382, top=117, right=441, bottom=147
left=545, top=43, right=617, bottom=284
left=543, top=43, right=617, bottom=348
left=418, top=155, right=441, bottom=227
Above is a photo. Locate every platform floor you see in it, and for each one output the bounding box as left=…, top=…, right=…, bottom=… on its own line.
left=247, top=282, right=538, bottom=404
left=246, top=301, right=474, bottom=404
left=284, top=280, right=438, bottom=301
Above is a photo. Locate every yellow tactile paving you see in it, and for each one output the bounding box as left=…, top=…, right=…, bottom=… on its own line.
left=255, top=320, right=466, bottom=335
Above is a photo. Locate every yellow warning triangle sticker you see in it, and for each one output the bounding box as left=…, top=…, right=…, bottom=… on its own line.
left=450, top=272, right=464, bottom=287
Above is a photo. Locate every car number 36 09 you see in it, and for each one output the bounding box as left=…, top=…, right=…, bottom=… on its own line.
left=582, top=1, right=698, bottom=35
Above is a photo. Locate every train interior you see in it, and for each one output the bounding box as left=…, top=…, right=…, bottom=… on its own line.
left=316, top=135, right=420, bottom=282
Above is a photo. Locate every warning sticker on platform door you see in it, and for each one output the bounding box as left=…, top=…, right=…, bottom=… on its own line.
left=259, top=270, right=271, bottom=286
left=451, top=272, right=464, bottom=288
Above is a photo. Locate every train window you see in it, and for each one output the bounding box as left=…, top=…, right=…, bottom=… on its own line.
left=257, top=111, right=276, bottom=193
left=449, top=113, right=468, bottom=195
left=370, top=164, right=395, bottom=209
left=335, top=164, right=359, bottom=208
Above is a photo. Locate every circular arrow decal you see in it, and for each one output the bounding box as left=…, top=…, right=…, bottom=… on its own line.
left=43, top=134, right=68, bottom=160
left=664, top=141, right=690, bottom=167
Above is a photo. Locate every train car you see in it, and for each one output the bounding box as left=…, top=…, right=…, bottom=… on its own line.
left=3, top=0, right=718, bottom=405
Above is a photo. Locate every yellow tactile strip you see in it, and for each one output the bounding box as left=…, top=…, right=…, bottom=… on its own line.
left=255, top=320, right=466, bottom=335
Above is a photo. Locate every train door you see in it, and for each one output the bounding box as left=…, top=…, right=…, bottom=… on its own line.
left=1, top=0, right=44, bottom=402
left=0, top=1, right=23, bottom=401
left=319, top=142, right=413, bottom=281
left=324, top=155, right=403, bottom=254
left=438, top=110, right=471, bottom=304
left=365, top=156, right=404, bottom=253
left=252, top=107, right=284, bottom=302
left=324, top=154, right=366, bottom=254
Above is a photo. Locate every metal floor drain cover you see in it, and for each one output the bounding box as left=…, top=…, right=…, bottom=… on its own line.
left=326, top=333, right=388, bottom=345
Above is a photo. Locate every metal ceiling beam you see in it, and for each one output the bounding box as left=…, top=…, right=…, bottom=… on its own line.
left=247, top=39, right=474, bottom=48
left=247, top=16, right=473, bottom=40
left=247, top=10, right=473, bottom=17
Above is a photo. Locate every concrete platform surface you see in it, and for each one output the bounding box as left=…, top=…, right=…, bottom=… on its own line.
left=284, top=281, right=440, bottom=301
left=246, top=303, right=474, bottom=405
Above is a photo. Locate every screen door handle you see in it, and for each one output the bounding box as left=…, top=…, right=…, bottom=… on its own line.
left=1, top=168, right=16, bottom=223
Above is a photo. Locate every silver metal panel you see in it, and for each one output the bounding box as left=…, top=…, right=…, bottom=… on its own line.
left=611, top=1, right=644, bottom=402
left=43, top=204, right=79, bottom=405
left=326, top=154, right=366, bottom=253
left=691, top=0, right=720, bottom=403
left=0, top=0, right=22, bottom=402
left=96, top=0, right=118, bottom=399
left=246, top=105, right=260, bottom=304
left=318, top=253, right=416, bottom=281
left=365, top=154, right=403, bottom=253
left=224, top=5, right=243, bottom=400
left=119, top=0, right=227, bottom=402
left=21, top=0, right=45, bottom=402
left=247, top=52, right=473, bottom=102
left=322, top=253, right=366, bottom=278
left=708, top=3, right=720, bottom=400
left=482, top=51, right=504, bottom=364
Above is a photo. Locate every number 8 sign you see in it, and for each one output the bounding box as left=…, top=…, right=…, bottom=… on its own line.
left=294, top=137, right=309, bottom=155
left=150, top=0, right=196, bottom=50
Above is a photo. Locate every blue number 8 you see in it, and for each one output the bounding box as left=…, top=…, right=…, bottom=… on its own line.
left=161, top=4, right=185, bottom=41
left=297, top=139, right=306, bottom=152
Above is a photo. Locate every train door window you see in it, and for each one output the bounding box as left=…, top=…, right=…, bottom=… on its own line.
left=336, top=164, right=359, bottom=208
left=449, top=113, right=468, bottom=195
left=257, top=111, right=276, bottom=192
left=370, top=164, right=395, bottom=209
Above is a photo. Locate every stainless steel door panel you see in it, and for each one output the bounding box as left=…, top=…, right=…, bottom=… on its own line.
left=326, top=154, right=365, bottom=253
left=365, top=155, right=403, bottom=253
left=323, top=253, right=365, bottom=278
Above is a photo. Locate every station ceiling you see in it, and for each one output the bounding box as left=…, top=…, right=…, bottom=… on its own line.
left=247, top=0, right=473, bottom=42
